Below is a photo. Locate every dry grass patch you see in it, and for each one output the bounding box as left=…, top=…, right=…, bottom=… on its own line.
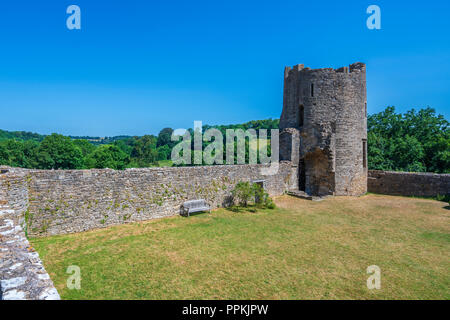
left=31, top=194, right=449, bottom=299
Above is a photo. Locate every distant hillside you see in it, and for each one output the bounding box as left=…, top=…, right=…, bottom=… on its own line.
left=0, top=129, right=133, bottom=145
left=0, top=119, right=280, bottom=144
left=69, top=135, right=133, bottom=146
left=0, top=129, right=44, bottom=142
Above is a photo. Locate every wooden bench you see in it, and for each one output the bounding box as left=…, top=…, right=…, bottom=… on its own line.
left=181, top=199, right=211, bottom=217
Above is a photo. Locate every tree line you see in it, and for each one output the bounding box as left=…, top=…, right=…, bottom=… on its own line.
left=0, top=108, right=448, bottom=173
left=367, top=107, right=448, bottom=173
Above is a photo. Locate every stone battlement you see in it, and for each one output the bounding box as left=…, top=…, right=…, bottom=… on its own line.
left=284, top=62, right=366, bottom=76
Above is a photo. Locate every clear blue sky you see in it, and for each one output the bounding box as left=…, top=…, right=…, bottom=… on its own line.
left=0, top=0, right=448, bottom=136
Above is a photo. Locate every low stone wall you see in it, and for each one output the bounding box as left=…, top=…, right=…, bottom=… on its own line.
left=0, top=162, right=296, bottom=237
left=0, top=206, right=60, bottom=300
left=368, top=170, right=450, bottom=197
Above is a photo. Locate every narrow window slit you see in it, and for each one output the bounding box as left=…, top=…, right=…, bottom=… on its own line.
left=362, top=139, right=367, bottom=168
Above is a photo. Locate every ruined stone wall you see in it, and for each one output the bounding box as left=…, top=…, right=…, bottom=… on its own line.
left=0, top=206, right=60, bottom=300
left=1, top=162, right=295, bottom=237
left=368, top=170, right=450, bottom=197
left=280, top=63, right=367, bottom=196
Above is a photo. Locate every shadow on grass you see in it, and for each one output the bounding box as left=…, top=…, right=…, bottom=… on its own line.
left=444, top=205, right=450, bottom=211
left=180, top=211, right=211, bottom=218
left=225, top=205, right=259, bottom=213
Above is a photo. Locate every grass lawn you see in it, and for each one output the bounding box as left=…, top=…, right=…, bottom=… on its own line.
left=30, top=194, right=450, bottom=300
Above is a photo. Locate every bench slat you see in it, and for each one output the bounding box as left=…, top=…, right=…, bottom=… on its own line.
left=181, top=199, right=211, bottom=217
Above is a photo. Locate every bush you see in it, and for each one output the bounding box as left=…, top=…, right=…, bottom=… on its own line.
left=435, top=194, right=450, bottom=203
left=231, top=181, right=276, bottom=209
left=231, top=182, right=253, bottom=207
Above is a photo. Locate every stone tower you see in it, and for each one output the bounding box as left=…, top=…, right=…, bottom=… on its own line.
left=279, top=62, right=367, bottom=196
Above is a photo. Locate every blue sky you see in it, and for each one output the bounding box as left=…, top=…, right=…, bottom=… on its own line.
left=0, top=0, right=449, bottom=136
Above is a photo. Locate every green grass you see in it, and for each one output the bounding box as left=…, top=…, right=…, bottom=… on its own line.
left=154, top=160, right=173, bottom=167
left=30, top=194, right=450, bottom=300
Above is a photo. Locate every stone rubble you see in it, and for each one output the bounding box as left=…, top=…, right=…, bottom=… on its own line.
left=0, top=205, right=60, bottom=300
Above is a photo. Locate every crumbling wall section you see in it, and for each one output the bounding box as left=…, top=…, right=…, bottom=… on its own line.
left=0, top=206, right=60, bottom=300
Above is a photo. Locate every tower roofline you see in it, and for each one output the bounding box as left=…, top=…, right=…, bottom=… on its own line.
left=285, top=62, right=365, bottom=74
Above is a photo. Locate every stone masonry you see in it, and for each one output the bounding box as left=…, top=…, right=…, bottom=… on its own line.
left=279, top=63, right=367, bottom=196
left=368, top=170, right=450, bottom=197
left=0, top=204, right=60, bottom=300
left=0, top=163, right=295, bottom=238
left=1, top=61, right=449, bottom=300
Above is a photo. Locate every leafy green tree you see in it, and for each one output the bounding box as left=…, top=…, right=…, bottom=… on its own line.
left=231, top=182, right=253, bottom=206
left=368, top=107, right=449, bottom=173
left=73, top=139, right=96, bottom=156
left=156, top=145, right=171, bottom=161
left=391, top=135, right=426, bottom=172
left=113, top=139, right=134, bottom=155
left=37, top=134, right=83, bottom=169
left=86, top=145, right=129, bottom=170
left=22, top=140, right=40, bottom=168
left=367, top=132, right=394, bottom=171
left=0, top=143, right=10, bottom=165
left=131, top=135, right=158, bottom=166
left=157, top=128, right=174, bottom=148
left=427, top=136, right=450, bottom=173
left=0, top=140, right=27, bottom=167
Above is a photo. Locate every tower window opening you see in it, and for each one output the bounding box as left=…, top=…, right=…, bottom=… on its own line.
left=365, top=102, right=367, bottom=117
left=298, top=105, right=304, bottom=127
left=311, top=83, right=314, bottom=97
left=362, top=139, right=367, bottom=168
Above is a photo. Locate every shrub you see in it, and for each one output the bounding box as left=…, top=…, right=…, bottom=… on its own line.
left=231, top=181, right=276, bottom=209
left=435, top=194, right=450, bottom=203
left=231, top=182, right=253, bottom=207
left=252, top=183, right=265, bottom=206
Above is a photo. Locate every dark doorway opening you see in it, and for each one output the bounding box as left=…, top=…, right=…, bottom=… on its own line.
left=298, top=105, right=304, bottom=127
left=299, top=158, right=306, bottom=191
left=252, top=180, right=265, bottom=203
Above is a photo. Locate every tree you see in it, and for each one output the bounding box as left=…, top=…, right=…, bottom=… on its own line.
left=157, top=145, right=171, bottom=161
left=73, top=139, right=96, bottom=156
left=86, top=145, right=129, bottom=170
left=22, top=140, right=40, bottom=168
left=37, top=134, right=83, bottom=169
left=0, top=143, right=10, bottom=165
left=131, top=135, right=158, bottom=166
left=113, top=139, right=134, bottom=155
left=368, top=106, right=449, bottom=173
left=0, top=140, right=27, bottom=167
left=391, top=135, right=425, bottom=172
left=367, top=132, right=394, bottom=171
left=157, top=128, right=174, bottom=148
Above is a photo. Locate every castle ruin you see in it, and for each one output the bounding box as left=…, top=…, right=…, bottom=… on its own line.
left=2, top=61, right=450, bottom=300
left=279, top=62, right=368, bottom=196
